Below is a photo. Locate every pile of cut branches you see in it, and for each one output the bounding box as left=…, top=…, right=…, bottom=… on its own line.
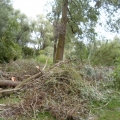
left=0, top=60, right=88, bottom=119
left=0, top=59, right=113, bottom=120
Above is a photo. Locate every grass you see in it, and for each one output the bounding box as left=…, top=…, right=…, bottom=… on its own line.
left=0, top=94, right=21, bottom=104
left=99, top=110, right=120, bottom=120
left=99, top=98, right=120, bottom=120
left=7, top=112, right=56, bottom=120
left=35, top=54, right=53, bottom=65
left=91, top=96, right=120, bottom=120
left=35, top=112, right=56, bottom=120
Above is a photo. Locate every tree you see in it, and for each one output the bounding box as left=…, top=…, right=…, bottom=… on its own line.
left=31, top=15, right=54, bottom=50
left=0, top=0, right=22, bottom=63
left=47, top=0, right=120, bottom=62
left=91, top=37, right=120, bottom=66
left=13, top=10, right=32, bottom=46
left=55, top=0, right=68, bottom=62
left=0, top=16, right=22, bottom=63
left=71, top=41, right=88, bottom=62
left=0, top=0, right=13, bottom=37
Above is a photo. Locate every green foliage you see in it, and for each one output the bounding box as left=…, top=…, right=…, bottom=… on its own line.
left=22, top=46, right=34, bottom=57
left=14, top=11, right=32, bottom=46
left=35, top=46, right=53, bottom=64
left=35, top=112, right=56, bottom=120
left=91, top=38, right=120, bottom=66
left=91, top=98, right=120, bottom=120
left=42, top=46, right=54, bottom=56
left=0, top=0, right=13, bottom=36
left=36, top=54, right=53, bottom=65
left=70, top=41, right=88, bottom=62
left=31, top=15, right=54, bottom=50
left=0, top=37, right=22, bottom=63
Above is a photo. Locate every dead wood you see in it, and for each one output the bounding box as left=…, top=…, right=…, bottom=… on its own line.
left=15, top=58, right=76, bottom=89
left=0, top=104, right=6, bottom=111
left=15, top=72, right=43, bottom=89
left=0, top=80, right=20, bottom=87
left=0, top=88, right=21, bottom=98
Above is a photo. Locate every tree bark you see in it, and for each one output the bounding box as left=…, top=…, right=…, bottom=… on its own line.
left=55, top=0, right=68, bottom=62
left=53, top=38, right=57, bottom=63
left=0, top=80, right=20, bottom=87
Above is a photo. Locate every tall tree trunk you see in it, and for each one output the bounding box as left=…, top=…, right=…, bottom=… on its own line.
left=55, top=0, right=68, bottom=62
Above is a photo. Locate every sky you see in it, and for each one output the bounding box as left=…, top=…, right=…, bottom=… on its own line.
left=12, top=0, right=53, bottom=18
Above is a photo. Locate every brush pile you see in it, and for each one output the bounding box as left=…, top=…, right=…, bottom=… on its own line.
left=0, top=59, right=114, bottom=120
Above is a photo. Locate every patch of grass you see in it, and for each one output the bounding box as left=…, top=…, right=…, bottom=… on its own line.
left=99, top=98, right=120, bottom=120
left=0, top=94, right=21, bottom=104
left=0, top=118, right=4, bottom=120
left=36, top=112, right=56, bottom=120
left=5, top=112, right=56, bottom=120
left=99, top=110, right=120, bottom=120
left=91, top=97, right=120, bottom=120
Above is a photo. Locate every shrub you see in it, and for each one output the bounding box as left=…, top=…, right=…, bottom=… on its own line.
left=91, top=38, right=120, bottom=66
left=0, top=41, right=22, bottom=63
left=35, top=54, right=53, bottom=65
left=22, top=46, right=34, bottom=58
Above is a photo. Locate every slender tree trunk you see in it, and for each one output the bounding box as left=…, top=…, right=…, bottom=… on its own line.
left=55, top=0, right=68, bottom=62
left=53, top=38, right=57, bottom=63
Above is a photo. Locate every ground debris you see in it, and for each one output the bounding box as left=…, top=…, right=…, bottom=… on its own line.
left=1, top=60, right=89, bottom=120
left=0, top=59, right=113, bottom=120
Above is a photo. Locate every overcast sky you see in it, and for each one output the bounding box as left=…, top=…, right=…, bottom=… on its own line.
left=12, top=0, right=53, bottom=18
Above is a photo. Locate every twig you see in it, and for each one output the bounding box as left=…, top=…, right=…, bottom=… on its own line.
left=92, top=100, right=111, bottom=110
left=42, top=59, right=48, bottom=71
left=20, top=102, right=32, bottom=119
left=30, top=92, right=38, bottom=119
left=49, top=58, right=76, bottom=70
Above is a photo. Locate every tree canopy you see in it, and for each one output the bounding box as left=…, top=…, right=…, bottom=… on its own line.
left=47, top=0, right=120, bottom=62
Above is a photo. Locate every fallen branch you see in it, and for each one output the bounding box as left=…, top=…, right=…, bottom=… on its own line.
left=0, top=104, right=6, bottom=111
left=0, top=88, right=21, bottom=98
left=15, top=58, right=77, bottom=89
left=15, top=72, right=42, bottom=89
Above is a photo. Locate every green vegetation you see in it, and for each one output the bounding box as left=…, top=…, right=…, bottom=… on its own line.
left=0, top=95, right=20, bottom=104
left=90, top=38, right=120, bottom=66
left=0, top=0, right=120, bottom=119
left=35, top=112, right=56, bottom=120
left=113, top=65, right=120, bottom=90
left=90, top=97, right=120, bottom=120
left=35, top=54, right=53, bottom=65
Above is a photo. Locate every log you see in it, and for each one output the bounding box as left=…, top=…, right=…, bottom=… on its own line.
left=0, top=80, right=20, bottom=87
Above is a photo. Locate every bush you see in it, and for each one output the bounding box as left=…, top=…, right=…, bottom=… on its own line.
left=0, top=41, right=22, bottom=63
left=35, top=54, right=53, bottom=65
left=22, top=46, right=34, bottom=58
left=91, top=38, right=120, bottom=66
